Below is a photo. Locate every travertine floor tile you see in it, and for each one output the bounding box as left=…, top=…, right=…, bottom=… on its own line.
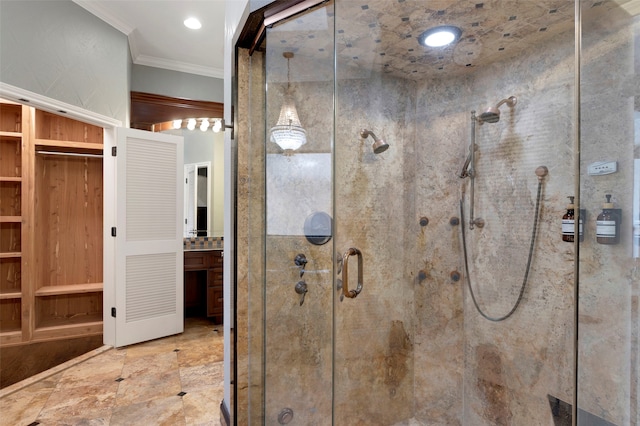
left=179, top=362, right=224, bottom=393
left=0, top=318, right=224, bottom=425
left=110, top=395, right=185, bottom=426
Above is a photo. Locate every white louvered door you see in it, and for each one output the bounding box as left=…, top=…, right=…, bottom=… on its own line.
left=114, top=128, right=184, bottom=347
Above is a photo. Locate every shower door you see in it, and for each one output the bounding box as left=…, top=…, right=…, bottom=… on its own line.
left=253, top=1, right=420, bottom=423
left=258, top=3, right=336, bottom=424
left=331, top=1, right=419, bottom=423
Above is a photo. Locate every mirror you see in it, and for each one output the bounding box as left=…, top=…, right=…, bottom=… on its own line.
left=129, top=92, right=225, bottom=238
left=185, top=162, right=211, bottom=237
left=164, top=128, right=225, bottom=237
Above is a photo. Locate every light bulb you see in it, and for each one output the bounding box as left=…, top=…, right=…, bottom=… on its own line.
left=212, top=119, right=222, bottom=133
left=184, top=17, right=202, bottom=30
left=200, top=118, right=209, bottom=131
left=187, top=118, right=196, bottom=130
left=172, top=119, right=182, bottom=129
left=419, top=26, right=462, bottom=47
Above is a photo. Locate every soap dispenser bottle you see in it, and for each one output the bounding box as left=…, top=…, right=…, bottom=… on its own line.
left=562, top=196, right=583, bottom=242
left=596, top=194, right=621, bottom=245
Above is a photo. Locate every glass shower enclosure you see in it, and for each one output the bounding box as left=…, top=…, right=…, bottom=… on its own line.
left=230, top=0, right=638, bottom=424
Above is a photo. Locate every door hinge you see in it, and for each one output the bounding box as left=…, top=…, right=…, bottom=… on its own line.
left=111, top=146, right=117, bottom=156
left=111, top=227, right=117, bottom=237
left=111, top=307, right=116, bottom=318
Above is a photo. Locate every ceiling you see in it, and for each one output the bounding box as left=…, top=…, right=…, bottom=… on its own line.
left=261, top=0, right=633, bottom=82
left=73, top=0, right=226, bottom=79
left=72, top=0, right=638, bottom=84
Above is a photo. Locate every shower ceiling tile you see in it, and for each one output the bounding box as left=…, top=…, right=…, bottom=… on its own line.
left=267, top=0, right=611, bottom=81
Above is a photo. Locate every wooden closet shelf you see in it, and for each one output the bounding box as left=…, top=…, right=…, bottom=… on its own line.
left=36, top=283, right=103, bottom=296
left=35, top=139, right=103, bottom=153
left=0, top=330, right=23, bottom=346
left=33, top=319, right=103, bottom=340
left=0, top=292, right=21, bottom=300
left=0, top=176, right=22, bottom=182
left=0, top=252, right=21, bottom=259
left=0, top=216, right=21, bottom=223
left=0, top=131, right=22, bottom=139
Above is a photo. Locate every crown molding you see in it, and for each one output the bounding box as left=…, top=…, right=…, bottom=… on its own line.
left=72, top=0, right=135, bottom=35
left=72, top=1, right=223, bottom=79
left=133, top=55, right=224, bottom=79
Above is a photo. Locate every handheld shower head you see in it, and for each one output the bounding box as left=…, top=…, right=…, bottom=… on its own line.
left=458, top=143, right=478, bottom=178
left=478, top=96, right=517, bottom=124
left=360, top=129, right=389, bottom=154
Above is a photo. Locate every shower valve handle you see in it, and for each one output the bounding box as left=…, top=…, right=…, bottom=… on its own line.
left=294, top=253, right=307, bottom=278
left=294, top=253, right=307, bottom=267
left=295, top=280, right=308, bottom=306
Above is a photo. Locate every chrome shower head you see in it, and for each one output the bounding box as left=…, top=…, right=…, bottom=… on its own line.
left=360, top=129, right=389, bottom=154
left=478, top=96, right=517, bottom=124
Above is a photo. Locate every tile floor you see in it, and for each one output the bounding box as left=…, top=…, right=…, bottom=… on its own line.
left=0, top=318, right=224, bottom=426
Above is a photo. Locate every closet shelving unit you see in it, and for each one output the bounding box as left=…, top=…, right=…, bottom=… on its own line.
left=0, top=99, right=104, bottom=346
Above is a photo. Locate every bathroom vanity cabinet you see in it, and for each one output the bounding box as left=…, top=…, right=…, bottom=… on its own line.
left=0, top=99, right=103, bottom=347
left=184, top=250, right=223, bottom=323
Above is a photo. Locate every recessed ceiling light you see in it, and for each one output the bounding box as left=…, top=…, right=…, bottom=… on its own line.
left=184, top=17, right=202, bottom=30
left=418, top=25, right=462, bottom=47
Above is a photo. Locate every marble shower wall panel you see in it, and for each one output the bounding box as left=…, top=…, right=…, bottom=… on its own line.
left=263, top=237, right=333, bottom=425
left=579, top=6, right=637, bottom=424
left=263, top=66, right=336, bottom=423
left=467, top=33, right=577, bottom=425
left=236, top=48, right=266, bottom=426
left=414, top=25, right=577, bottom=425
left=411, top=76, right=471, bottom=425
left=332, top=74, right=417, bottom=425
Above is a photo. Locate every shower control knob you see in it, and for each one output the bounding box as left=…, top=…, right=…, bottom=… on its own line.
left=295, top=281, right=308, bottom=306
left=294, top=253, right=307, bottom=267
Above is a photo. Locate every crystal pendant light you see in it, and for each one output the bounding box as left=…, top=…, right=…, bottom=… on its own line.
left=270, top=52, right=307, bottom=151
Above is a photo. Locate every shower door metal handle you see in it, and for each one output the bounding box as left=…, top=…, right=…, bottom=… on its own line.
left=342, top=248, right=363, bottom=298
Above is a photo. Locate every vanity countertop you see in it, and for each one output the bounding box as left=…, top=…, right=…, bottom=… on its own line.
left=183, top=236, right=223, bottom=251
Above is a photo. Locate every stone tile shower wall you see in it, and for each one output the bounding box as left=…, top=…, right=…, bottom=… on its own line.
left=332, top=74, right=418, bottom=424
left=236, top=47, right=266, bottom=426
left=262, top=82, right=335, bottom=424
left=415, top=26, right=577, bottom=424
left=578, top=5, right=637, bottom=424
left=411, top=4, right=638, bottom=423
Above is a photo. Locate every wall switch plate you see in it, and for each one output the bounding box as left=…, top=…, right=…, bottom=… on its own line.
left=587, top=161, right=617, bottom=175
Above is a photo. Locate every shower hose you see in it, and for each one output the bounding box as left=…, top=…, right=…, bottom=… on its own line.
left=459, top=179, right=544, bottom=322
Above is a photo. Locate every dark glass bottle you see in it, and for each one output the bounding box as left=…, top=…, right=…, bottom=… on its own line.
left=562, top=196, right=583, bottom=242
left=596, top=194, right=620, bottom=245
